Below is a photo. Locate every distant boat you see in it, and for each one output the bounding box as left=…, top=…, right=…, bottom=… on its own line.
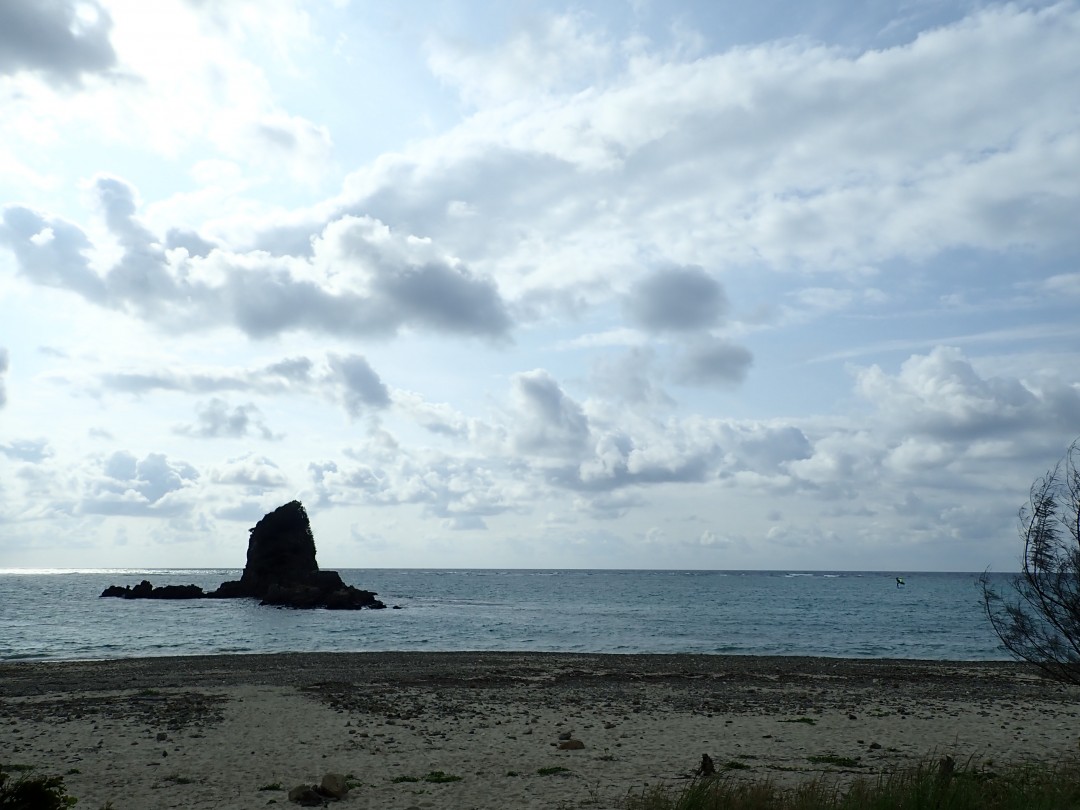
left=896, top=576, right=906, bottom=588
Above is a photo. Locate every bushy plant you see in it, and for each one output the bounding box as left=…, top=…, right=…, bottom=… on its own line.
left=0, top=765, right=78, bottom=809
left=981, top=439, right=1080, bottom=684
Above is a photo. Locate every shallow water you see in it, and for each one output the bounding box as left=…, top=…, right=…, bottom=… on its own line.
left=0, top=569, right=1010, bottom=661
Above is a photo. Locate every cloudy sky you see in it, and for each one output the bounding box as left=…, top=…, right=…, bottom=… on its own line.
left=1, top=0, right=1078, bottom=571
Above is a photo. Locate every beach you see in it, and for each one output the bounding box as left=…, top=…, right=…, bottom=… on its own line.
left=2, top=652, right=1077, bottom=809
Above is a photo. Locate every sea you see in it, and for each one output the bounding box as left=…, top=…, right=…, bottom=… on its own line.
left=0, top=569, right=1014, bottom=663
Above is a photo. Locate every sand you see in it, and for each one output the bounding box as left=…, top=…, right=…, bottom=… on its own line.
left=2, top=652, right=1078, bottom=809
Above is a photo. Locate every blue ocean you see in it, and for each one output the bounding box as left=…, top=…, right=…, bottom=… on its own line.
left=0, top=569, right=1011, bottom=662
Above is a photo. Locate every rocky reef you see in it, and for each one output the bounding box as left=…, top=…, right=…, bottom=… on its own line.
left=100, top=501, right=386, bottom=610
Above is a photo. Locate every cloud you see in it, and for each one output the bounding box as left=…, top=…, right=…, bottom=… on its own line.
left=0, top=206, right=107, bottom=304
left=589, top=347, right=674, bottom=408
left=511, top=370, right=590, bottom=457
left=329, top=354, right=391, bottom=416
left=0, top=0, right=117, bottom=86
left=165, top=227, right=218, bottom=258
left=307, top=3, right=1080, bottom=314
left=673, top=338, right=754, bottom=387
left=0, top=438, right=53, bottom=463
left=559, top=426, right=714, bottom=492
left=0, top=348, right=8, bottom=408
left=625, top=266, right=728, bottom=332
left=98, top=353, right=395, bottom=422
left=313, top=215, right=512, bottom=337
left=174, top=398, right=280, bottom=440
left=855, top=346, right=1080, bottom=440
left=84, top=451, right=199, bottom=516
left=426, top=12, right=614, bottom=108
left=211, top=454, right=288, bottom=490
left=101, top=357, right=313, bottom=396
left=251, top=113, right=334, bottom=183
left=309, top=436, right=526, bottom=523
left=0, top=185, right=513, bottom=341
left=574, top=491, right=647, bottom=520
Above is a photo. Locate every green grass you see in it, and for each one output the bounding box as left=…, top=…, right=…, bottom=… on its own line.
left=620, top=756, right=1080, bottom=810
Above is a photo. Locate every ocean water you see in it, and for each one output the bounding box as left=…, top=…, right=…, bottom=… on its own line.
left=0, top=569, right=1012, bottom=662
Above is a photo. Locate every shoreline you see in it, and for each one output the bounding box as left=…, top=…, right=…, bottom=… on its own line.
left=3, top=652, right=1077, bottom=809
left=0, top=651, right=1039, bottom=695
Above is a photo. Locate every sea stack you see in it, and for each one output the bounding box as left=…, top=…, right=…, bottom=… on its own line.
left=101, top=500, right=386, bottom=610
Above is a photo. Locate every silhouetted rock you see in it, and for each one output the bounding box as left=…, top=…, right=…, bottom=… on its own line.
left=238, top=500, right=319, bottom=598
left=320, top=773, right=349, bottom=799
left=698, top=753, right=716, bottom=777
left=100, top=581, right=205, bottom=599
left=101, top=500, right=386, bottom=610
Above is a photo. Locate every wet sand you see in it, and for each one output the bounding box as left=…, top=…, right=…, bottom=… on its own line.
left=2, top=652, right=1077, bottom=809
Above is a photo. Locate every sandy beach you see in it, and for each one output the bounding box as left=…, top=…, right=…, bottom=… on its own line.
left=2, top=652, right=1078, bottom=809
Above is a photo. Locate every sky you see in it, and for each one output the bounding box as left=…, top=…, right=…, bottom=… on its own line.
left=1, top=0, right=1078, bottom=572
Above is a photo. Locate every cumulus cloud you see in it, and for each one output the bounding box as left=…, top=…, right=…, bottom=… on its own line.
left=165, top=227, right=217, bottom=258
left=0, top=0, right=116, bottom=85
left=0, top=181, right=512, bottom=341
left=673, top=338, right=754, bottom=387
left=311, top=3, right=1080, bottom=312
left=0, top=206, right=107, bottom=304
left=211, top=454, right=288, bottom=490
left=174, top=398, right=279, bottom=440
left=309, top=438, right=525, bottom=524
left=590, top=347, right=674, bottom=408
left=511, top=370, right=590, bottom=458
left=85, top=451, right=199, bottom=516
left=625, top=266, right=728, bottom=333
left=855, top=346, right=1080, bottom=440
left=559, top=426, right=714, bottom=492
left=329, top=354, right=391, bottom=417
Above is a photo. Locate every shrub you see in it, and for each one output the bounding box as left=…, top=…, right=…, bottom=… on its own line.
left=0, top=764, right=78, bottom=810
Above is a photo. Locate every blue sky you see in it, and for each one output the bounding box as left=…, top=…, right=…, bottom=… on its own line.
left=1, top=0, right=1078, bottom=571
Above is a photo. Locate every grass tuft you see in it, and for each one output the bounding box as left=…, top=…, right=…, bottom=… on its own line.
left=422, top=770, right=462, bottom=783
left=620, top=755, right=1080, bottom=810
left=0, top=764, right=78, bottom=809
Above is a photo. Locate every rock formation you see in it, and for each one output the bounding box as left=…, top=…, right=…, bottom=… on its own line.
left=100, top=581, right=204, bottom=600
left=101, top=500, right=386, bottom=610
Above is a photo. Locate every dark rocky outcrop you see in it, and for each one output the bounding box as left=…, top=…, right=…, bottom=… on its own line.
left=288, top=772, right=349, bottom=805
left=214, top=500, right=319, bottom=599
left=100, top=501, right=386, bottom=610
left=100, top=581, right=205, bottom=599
